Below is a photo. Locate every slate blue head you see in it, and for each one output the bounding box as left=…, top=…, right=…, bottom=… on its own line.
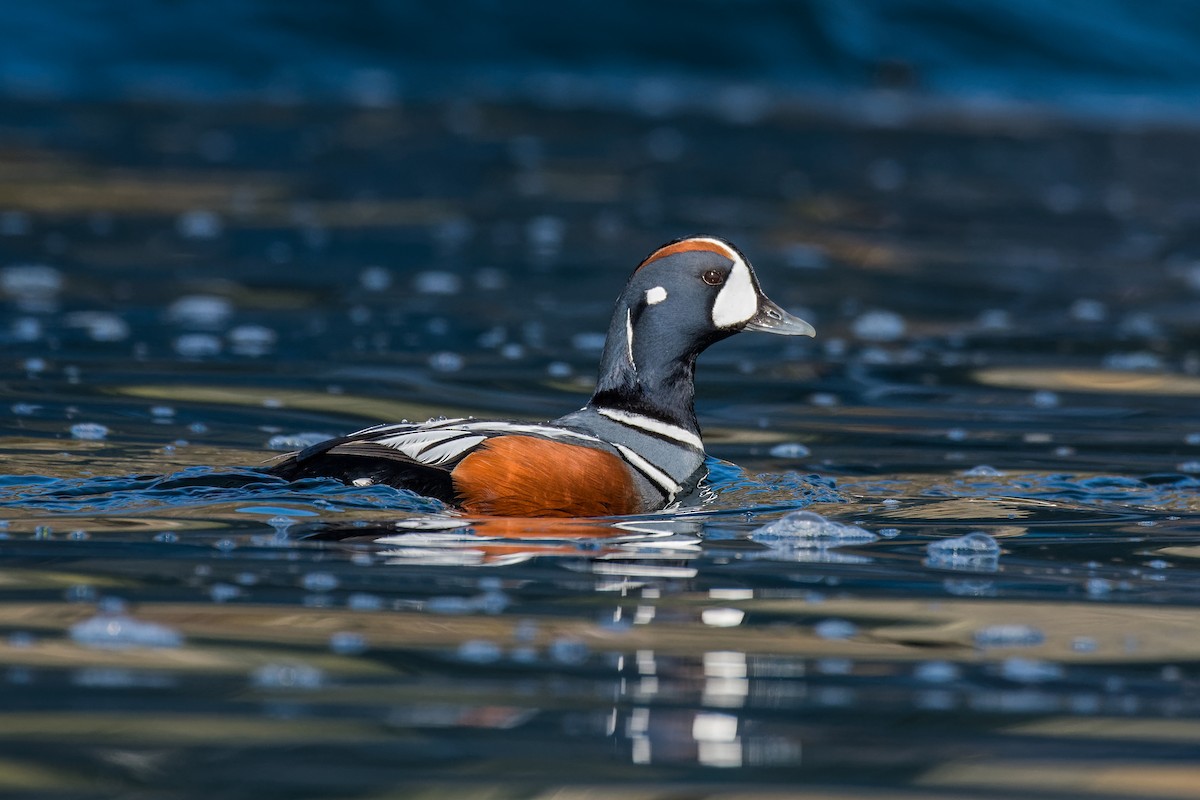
left=590, top=235, right=815, bottom=428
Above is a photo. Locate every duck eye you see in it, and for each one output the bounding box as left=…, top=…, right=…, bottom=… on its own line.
left=702, top=269, right=725, bottom=286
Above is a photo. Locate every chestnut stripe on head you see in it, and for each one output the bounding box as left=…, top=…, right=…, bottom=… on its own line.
left=637, top=236, right=739, bottom=271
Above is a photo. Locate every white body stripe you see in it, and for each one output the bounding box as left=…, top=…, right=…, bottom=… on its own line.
left=711, top=254, right=758, bottom=328
left=613, top=443, right=681, bottom=499
left=349, top=419, right=604, bottom=467
left=595, top=407, right=703, bottom=450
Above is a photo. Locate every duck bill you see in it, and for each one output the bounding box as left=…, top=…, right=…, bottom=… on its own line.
left=743, top=297, right=816, bottom=337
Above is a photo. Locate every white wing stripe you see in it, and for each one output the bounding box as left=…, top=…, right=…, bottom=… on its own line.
left=595, top=407, right=703, bottom=450
left=419, top=435, right=487, bottom=464
left=614, top=444, right=681, bottom=500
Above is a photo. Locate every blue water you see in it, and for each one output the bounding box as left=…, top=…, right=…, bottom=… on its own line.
left=1, top=14, right=1200, bottom=795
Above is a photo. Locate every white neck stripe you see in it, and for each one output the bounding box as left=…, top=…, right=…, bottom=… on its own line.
left=596, top=407, right=703, bottom=450
left=625, top=308, right=635, bottom=370
left=613, top=443, right=681, bottom=500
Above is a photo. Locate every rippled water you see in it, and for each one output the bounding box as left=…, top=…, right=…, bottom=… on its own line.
left=1, top=97, right=1199, bottom=798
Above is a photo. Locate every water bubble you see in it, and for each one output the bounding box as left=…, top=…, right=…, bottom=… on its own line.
left=526, top=215, right=565, bottom=257
left=914, top=660, right=961, bottom=683
left=809, top=392, right=839, bottom=407
left=69, top=612, right=184, bottom=650
left=8, top=632, right=35, bottom=649
left=928, top=532, right=1001, bottom=556
left=176, top=209, right=223, bottom=239
left=1185, top=433, right=1200, bottom=446
left=70, top=422, right=109, bottom=441
left=209, top=583, right=241, bottom=603
left=188, top=421, right=209, bottom=435
left=1103, top=351, right=1163, bottom=371
left=1, top=263, right=63, bottom=310
left=851, top=310, right=906, bottom=342
left=347, top=593, right=383, bottom=612
left=1119, top=312, right=1161, bottom=338
left=228, top=325, right=277, bottom=356
left=414, top=271, right=461, bottom=295
left=359, top=266, right=392, bottom=291
left=174, top=333, right=222, bottom=358
left=946, top=428, right=967, bottom=442
left=11, top=403, right=37, bottom=416
left=814, top=619, right=858, bottom=640
left=548, top=637, right=589, bottom=665
left=1000, top=657, right=1062, bottom=683
left=457, top=640, right=503, bottom=664
left=329, top=631, right=368, bottom=655
left=927, top=532, right=1001, bottom=572
left=301, top=572, right=339, bottom=593
left=1177, top=461, right=1200, bottom=474
left=64, top=584, right=97, bottom=603
left=12, top=317, right=42, bottom=342
left=753, top=511, right=877, bottom=545
left=974, top=624, right=1045, bottom=649
left=426, top=596, right=475, bottom=615
left=546, top=361, right=573, bottom=378
left=153, top=532, right=179, bottom=544
left=769, top=442, right=811, bottom=459
left=977, top=309, right=1010, bottom=330
left=64, top=311, right=130, bottom=342
left=701, top=608, right=745, bottom=627
left=476, top=591, right=509, bottom=616
left=167, top=294, right=233, bottom=328
left=1071, top=637, right=1098, bottom=653
left=267, top=432, right=332, bottom=451
left=252, top=662, right=324, bottom=690
left=1031, top=390, right=1060, bottom=408
left=1070, top=299, right=1107, bottom=323
left=963, top=465, right=1003, bottom=477
left=428, top=351, right=464, bottom=372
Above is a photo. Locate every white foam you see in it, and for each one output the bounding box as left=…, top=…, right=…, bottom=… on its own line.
left=753, top=511, right=878, bottom=545
left=69, top=612, right=184, bottom=650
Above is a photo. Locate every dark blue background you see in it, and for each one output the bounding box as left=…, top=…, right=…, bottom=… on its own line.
left=4, top=0, right=1200, bottom=115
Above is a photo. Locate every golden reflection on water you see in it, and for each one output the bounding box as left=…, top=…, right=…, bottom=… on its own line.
left=976, top=367, right=1200, bottom=396
left=1, top=597, right=1195, bottom=667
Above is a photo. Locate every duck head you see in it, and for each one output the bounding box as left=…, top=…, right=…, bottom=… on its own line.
left=591, top=235, right=815, bottom=427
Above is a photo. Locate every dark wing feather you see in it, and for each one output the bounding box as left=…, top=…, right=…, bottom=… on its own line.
left=268, top=429, right=461, bottom=504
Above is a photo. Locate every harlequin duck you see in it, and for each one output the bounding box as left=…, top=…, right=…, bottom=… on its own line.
left=270, top=236, right=815, bottom=516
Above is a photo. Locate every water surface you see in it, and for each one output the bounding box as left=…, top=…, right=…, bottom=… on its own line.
left=1, top=97, right=1199, bottom=798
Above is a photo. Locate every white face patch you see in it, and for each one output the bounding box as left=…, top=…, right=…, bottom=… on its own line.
left=710, top=256, right=758, bottom=328
left=645, top=286, right=667, bottom=305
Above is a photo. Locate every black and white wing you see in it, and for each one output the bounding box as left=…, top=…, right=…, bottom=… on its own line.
left=267, top=417, right=602, bottom=503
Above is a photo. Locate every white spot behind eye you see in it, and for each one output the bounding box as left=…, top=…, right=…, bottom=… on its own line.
left=711, top=258, right=757, bottom=328
left=645, top=286, right=667, bottom=305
